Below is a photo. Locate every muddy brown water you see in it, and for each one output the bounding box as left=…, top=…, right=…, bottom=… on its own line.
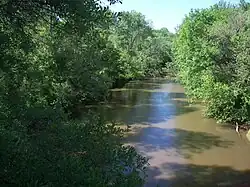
left=97, top=78, right=250, bottom=186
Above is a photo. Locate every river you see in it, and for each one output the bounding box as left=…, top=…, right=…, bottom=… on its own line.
left=98, top=78, right=250, bottom=186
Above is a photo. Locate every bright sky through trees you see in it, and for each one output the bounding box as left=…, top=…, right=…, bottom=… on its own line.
left=110, top=0, right=248, bottom=32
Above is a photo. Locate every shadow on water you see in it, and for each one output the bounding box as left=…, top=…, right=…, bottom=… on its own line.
left=146, top=163, right=250, bottom=187
left=124, top=127, right=234, bottom=158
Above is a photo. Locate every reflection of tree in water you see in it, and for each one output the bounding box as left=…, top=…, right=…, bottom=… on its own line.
left=125, top=91, right=153, bottom=124
left=125, top=92, right=195, bottom=125
left=126, top=81, right=162, bottom=90
left=101, top=89, right=196, bottom=125
left=100, top=89, right=150, bottom=123
left=99, top=80, right=193, bottom=125
left=109, top=89, right=139, bottom=106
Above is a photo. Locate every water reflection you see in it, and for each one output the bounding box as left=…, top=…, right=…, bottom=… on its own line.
left=89, top=78, right=250, bottom=186
left=100, top=80, right=195, bottom=125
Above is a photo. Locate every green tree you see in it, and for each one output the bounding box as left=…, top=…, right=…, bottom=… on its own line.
left=174, top=1, right=250, bottom=125
left=109, top=11, right=153, bottom=80
left=142, top=28, right=174, bottom=77
left=109, top=11, right=174, bottom=82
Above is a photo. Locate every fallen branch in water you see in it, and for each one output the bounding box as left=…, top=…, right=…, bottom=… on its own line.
left=234, top=122, right=250, bottom=133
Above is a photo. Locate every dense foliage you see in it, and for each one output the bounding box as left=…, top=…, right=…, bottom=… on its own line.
left=109, top=11, right=174, bottom=81
left=3, top=0, right=250, bottom=185
left=174, top=0, right=250, bottom=125
left=0, top=0, right=174, bottom=186
left=1, top=115, right=148, bottom=186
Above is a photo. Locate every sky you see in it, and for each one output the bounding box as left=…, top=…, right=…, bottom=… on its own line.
left=110, top=0, right=247, bottom=33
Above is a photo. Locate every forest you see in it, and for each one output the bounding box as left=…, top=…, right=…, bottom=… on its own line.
left=0, top=0, right=250, bottom=186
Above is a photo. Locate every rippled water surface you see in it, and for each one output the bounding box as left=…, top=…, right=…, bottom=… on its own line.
left=98, top=79, right=250, bottom=186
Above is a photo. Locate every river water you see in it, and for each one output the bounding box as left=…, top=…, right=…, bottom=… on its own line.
left=99, top=78, right=250, bottom=186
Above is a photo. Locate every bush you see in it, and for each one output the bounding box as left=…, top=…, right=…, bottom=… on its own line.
left=0, top=115, right=148, bottom=186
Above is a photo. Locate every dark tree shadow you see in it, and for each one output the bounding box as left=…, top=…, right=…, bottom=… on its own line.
left=145, top=163, right=250, bottom=187
left=124, top=127, right=234, bottom=158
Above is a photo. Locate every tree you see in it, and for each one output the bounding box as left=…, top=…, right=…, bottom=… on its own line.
left=109, top=11, right=153, bottom=79
left=109, top=11, right=174, bottom=80
left=174, top=1, right=250, bottom=125
left=142, top=28, right=174, bottom=77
